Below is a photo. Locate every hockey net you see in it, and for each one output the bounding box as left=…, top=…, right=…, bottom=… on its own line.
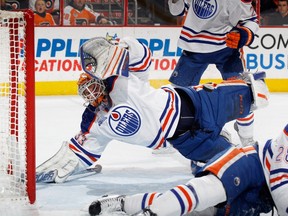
left=0, top=9, right=35, bottom=206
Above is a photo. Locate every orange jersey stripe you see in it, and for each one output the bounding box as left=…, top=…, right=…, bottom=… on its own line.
left=206, top=146, right=255, bottom=176
left=130, top=49, right=152, bottom=71
left=110, top=49, right=124, bottom=76
left=102, top=46, right=121, bottom=77
left=257, top=93, right=268, bottom=100
left=177, top=185, right=193, bottom=212
left=181, top=30, right=226, bottom=41
left=270, top=174, right=288, bottom=184
left=148, top=193, right=157, bottom=205
left=237, top=113, right=254, bottom=121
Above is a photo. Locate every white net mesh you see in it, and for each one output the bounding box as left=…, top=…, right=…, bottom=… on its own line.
left=0, top=10, right=29, bottom=204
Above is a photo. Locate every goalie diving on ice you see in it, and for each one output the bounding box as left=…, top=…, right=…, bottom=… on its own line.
left=36, top=36, right=269, bottom=183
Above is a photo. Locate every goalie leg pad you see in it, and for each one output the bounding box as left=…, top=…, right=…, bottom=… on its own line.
left=36, top=141, right=79, bottom=183
left=36, top=139, right=102, bottom=183
left=242, top=71, right=269, bottom=111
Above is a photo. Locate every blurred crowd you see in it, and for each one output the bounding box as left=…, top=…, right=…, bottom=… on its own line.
left=261, top=0, right=288, bottom=25
left=0, top=0, right=287, bottom=26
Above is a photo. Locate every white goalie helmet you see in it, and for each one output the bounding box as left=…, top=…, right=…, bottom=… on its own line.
left=77, top=73, right=107, bottom=107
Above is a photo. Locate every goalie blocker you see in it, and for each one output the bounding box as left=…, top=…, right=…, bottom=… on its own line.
left=36, top=139, right=102, bottom=183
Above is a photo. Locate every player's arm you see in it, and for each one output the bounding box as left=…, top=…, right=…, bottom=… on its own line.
left=167, top=0, right=188, bottom=16
left=120, top=37, right=152, bottom=82
left=226, top=0, right=259, bottom=49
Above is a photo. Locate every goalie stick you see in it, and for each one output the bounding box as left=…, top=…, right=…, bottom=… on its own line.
left=36, top=164, right=102, bottom=183
left=67, top=164, right=102, bottom=182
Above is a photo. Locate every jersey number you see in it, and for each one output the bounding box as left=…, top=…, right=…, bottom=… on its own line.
left=276, top=146, right=288, bottom=163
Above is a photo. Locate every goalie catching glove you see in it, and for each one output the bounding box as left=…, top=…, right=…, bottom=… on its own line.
left=226, top=26, right=254, bottom=49
left=36, top=139, right=102, bottom=183
left=80, top=37, right=129, bottom=80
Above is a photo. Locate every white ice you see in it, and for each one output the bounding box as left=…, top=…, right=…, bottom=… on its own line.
left=10, top=93, right=288, bottom=215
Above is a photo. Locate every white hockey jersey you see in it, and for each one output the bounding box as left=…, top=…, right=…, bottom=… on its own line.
left=259, top=124, right=288, bottom=215
left=168, top=0, right=259, bottom=53
left=77, top=37, right=181, bottom=157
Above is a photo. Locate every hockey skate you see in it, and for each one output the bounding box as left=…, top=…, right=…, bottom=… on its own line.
left=89, top=195, right=126, bottom=216
left=234, top=122, right=255, bottom=146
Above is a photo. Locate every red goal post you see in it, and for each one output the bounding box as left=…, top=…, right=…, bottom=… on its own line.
left=0, top=9, right=35, bottom=204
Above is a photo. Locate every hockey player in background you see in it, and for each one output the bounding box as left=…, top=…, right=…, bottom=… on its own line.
left=167, top=0, right=259, bottom=147
left=36, top=36, right=269, bottom=185
left=90, top=123, right=288, bottom=216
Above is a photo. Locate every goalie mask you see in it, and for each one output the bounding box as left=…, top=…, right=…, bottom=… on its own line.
left=80, top=37, right=129, bottom=79
left=77, top=73, right=108, bottom=108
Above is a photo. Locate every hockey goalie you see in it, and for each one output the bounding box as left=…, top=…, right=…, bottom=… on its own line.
left=36, top=36, right=269, bottom=183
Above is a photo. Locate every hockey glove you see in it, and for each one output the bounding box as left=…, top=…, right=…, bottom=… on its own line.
left=226, top=27, right=254, bottom=49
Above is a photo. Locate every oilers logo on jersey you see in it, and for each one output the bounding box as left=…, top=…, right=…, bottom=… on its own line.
left=109, top=106, right=141, bottom=136
left=193, top=0, right=217, bottom=19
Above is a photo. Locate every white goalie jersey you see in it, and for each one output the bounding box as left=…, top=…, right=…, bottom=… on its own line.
left=36, top=37, right=181, bottom=183
left=78, top=36, right=180, bottom=156
left=259, top=124, right=288, bottom=215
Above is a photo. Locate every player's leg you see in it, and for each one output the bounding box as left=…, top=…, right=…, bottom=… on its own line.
left=169, top=78, right=268, bottom=162
left=218, top=48, right=256, bottom=146
left=88, top=174, right=225, bottom=216
left=140, top=174, right=225, bottom=216
left=235, top=71, right=269, bottom=146
left=190, top=128, right=232, bottom=175
left=234, top=113, right=255, bottom=146
left=201, top=145, right=274, bottom=215
left=88, top=145, right=267, bottom=216
left=88, top=193, right=161, bottom=215
left=167, top=82, right=252, bottom=162
left=206, top=74, right=268, bottom=126
left=169, top=51, right=208, bottom=86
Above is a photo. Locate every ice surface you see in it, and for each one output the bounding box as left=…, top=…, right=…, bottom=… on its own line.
left=20, top=93, right=288, bottom=215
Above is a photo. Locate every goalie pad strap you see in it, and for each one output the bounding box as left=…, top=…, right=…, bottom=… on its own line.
left=70, top=138, right=101, bottom=166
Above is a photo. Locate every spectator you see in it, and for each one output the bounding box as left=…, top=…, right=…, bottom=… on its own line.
left=29, top=0, right=59, bottom=14
left=30, top=0, right=59, bottom=24
left=34, top=0, right=56, bottom=26
left=265, top=0, right=288, bottom=25
left=63, top=0, right=113, bottom=25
